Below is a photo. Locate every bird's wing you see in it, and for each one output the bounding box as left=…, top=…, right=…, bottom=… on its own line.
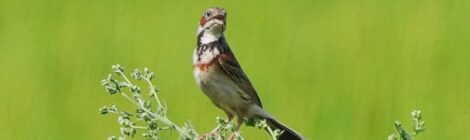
left=217, top=52, right=263, bottom=107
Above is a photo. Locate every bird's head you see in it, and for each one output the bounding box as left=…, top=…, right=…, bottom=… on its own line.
left=198, top=7, right=227, bottom=35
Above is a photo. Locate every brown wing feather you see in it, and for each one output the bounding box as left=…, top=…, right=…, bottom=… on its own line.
left=217, top=53, right=263, bottom=107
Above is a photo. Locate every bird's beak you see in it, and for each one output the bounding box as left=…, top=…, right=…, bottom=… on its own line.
left=211, top=15, right=226, bottom=27
left=212, top=15, right=225, bottom=23
left=210, top=14, right=226, bottom=33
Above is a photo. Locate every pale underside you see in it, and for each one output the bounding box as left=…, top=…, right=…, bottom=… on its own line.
left=192, top=48, right=268, bottom=119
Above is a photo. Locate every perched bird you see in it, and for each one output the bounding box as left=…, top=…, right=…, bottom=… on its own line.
left=193, top=7, right=304, bottom=140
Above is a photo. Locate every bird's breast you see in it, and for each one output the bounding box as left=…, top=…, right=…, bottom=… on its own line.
left=192, top=46, right=220, bottom=71
left=193, top=61, right=246, bottom=115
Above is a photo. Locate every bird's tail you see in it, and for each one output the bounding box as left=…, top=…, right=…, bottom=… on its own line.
left=265, top=118, right=304, bottom=140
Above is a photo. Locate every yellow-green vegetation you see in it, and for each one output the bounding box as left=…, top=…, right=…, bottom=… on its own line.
left=0, top=0, right=469, bottom=140
left=388, top=110, right=426, bottom=140
left=99, top=65, right=281, bottom=140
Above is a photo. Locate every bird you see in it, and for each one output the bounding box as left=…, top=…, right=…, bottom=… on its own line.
left=192, top=7, right=304, bottom=140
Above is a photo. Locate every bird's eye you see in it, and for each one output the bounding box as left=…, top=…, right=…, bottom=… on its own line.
left=205, top=12, right=211, bottom=17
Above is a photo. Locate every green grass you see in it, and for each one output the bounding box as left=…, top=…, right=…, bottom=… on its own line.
left=1, top=0, right=469, bottom=139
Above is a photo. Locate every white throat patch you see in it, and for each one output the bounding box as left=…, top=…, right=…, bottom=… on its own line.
left=200, top=32, right=220, bottom=44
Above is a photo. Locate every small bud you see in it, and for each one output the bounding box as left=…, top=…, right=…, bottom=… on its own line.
left=131, top=85, right=141, bottom=94
left=120, top=127, right=136, bottom=137
left=148, top=72, right=155, bottom=80
left=142, top=132, right=151, bottom=138
left=100, top=107, right=109, bottom=114
left=112, top=64, right=123, bottom=72
left=144, top=67, right=149, bottom=73
left=105, top=86, right=117, bottom=95
left=412, top=110, right=422, bottom=119
left=131, top=69, right=142, bottom=80
left=387, top=134, right=398, bottom=140
left=149, top=121, right=158, bottom=130
left=216, top=116, right=228, bottom=125
left=253, top=119, right=267, bottom=129
left=107, top=136, right=117, bottom=140
left=273, top=129, right=284, bottom=137
left=101, top=79, right=109, bottom=86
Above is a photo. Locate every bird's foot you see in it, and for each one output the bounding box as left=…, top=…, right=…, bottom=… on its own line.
left=198, top=135, right=206, bottom=140
left=228, top=131, right=241, bottom=140
left=198, top=128, right=221, bottom=140
left=228, top=133, right=234, bottom=140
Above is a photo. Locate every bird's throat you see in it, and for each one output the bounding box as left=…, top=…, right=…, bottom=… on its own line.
left=200, top=33, right=220, bottom=44
left=199, top=30, right=223, bottom=45
left=194, top=30, right=227, bottom=71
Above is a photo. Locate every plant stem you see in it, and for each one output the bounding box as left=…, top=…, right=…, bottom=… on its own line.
left=119, top=90, right=193, bottom=138
left=116, top=71, right=194, bottom=139
left=143, top=77, right=163, bottom=110
left=266, top=125, right=277, bottom=140
left=132, top=126, right=148, bottom=129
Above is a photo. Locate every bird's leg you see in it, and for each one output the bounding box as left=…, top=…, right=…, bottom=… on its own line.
left=228, top=116, right=244, bottom=140
left=199, top=112, right=234, bottom=140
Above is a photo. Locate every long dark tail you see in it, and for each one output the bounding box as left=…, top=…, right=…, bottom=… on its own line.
left=266, top=118, right=304, bottom=140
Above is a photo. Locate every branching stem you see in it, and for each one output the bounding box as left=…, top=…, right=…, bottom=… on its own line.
left=143, top=77, right=163, bottom=110
left=101, top=65, right=281, bottom=140
left=116, top=70, right=193, bottom=139
left=266, top=125, right=278, bottom=140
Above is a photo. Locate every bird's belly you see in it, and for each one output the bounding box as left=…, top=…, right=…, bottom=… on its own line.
left=193, top=67, right=245, bottom=115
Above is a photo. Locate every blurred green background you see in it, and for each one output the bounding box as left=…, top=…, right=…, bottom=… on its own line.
left=1, top=0, right=469, bottom=139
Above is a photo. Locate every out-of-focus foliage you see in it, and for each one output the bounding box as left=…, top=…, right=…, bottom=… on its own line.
left=0, top=0, right=469, bottom=139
